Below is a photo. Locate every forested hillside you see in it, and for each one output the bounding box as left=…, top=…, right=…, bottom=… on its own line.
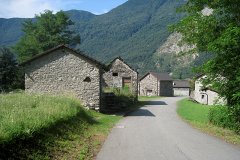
left=0, top=0, right=210, bottom=78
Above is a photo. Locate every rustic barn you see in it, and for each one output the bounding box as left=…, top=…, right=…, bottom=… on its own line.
left=139, top=72, right=173, bottom=97
left=103, top=57, right=138, bottom=97
left=173, top=80, right=190, bottom=96
left=22, top=45, right=107, bottom=110
left=192, top=74, right=226, bottom=105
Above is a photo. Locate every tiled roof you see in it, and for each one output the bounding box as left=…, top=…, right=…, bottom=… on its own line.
left=140, top=72, right=172, bottom=81
left=173, top=80, right=190, bottom=88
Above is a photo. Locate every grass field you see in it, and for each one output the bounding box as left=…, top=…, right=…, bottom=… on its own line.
left=177, top=98, right=240, bottom=145
left=0, top=93, right=122, bottom=159
left=177, top=98, right=210, bottom=123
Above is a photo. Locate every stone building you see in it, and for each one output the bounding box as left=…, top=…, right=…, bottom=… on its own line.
left=103, top=57, right=138, bottom=97
left=192, top=74, right=226, bottom=105
left=173, top=80, right=190, bottom=96
left=22, top=45, right=107, bottom=110
left=139, top=72, right=173, bottom=97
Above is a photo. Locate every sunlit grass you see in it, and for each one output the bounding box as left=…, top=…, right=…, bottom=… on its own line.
left=0, top=93, right=82, bottom=143
left=177, top=98, right=240, bottom=145
left=0, top=92, right=122, bottom=159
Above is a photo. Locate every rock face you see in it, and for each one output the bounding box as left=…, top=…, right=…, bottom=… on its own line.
left=24, top=45, right=104, bottom=109
left=103, top=58, right=138, bottom=97
left=153, top=32, right=199, bottom=78
left=156, top=32, right=195, bottom=55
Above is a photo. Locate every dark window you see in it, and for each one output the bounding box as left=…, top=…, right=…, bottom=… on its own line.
left=202, top=95, right=205, bottom=99
left=112, top=73, right=118, bottom=76
left=147, top=90, right=153, bottom=93
left=83, top=77, right=91, bottom=82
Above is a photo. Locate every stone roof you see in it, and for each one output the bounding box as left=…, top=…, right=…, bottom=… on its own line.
left=140, top=72, right=172, bottom=81
left=173, top=80, right=190, bottom=88
left=108, top=56, right=138, bottom=73
left=20, top=44, right=108, bottom=70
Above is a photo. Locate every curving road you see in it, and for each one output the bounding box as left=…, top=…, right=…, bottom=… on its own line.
left=97, top=97, right=240, bottom=160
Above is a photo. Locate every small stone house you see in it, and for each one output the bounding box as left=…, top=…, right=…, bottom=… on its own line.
left=192, top=74, right=226, bottom=105
left=139, top=72, right=173, bottom=97
left=22, top=45, right=107, bottom=110
left=103, top=57, right=138, bottom=97
left=173, top=80, right=190, bottom=96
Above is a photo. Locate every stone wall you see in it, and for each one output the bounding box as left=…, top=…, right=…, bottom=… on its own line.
left=25, top=49, right=102, bottom=109
left=139, top=74, right=159, bottom=96
left=103, top=59, right=138, bottom=96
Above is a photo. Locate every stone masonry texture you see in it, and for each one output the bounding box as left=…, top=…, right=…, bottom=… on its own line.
left=103, top=58, right=138, bottom=97
left=24, top=48, right=102, bottom=109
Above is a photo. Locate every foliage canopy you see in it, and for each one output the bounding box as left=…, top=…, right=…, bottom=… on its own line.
left=172, top=0, right=240, bottom=105
left=14, top=10, right=80, bottom=62
left=0, top=48, right=21, bottom=92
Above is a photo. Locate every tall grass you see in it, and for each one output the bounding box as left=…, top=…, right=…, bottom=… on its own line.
left=0, top=92, right=82, bottom=144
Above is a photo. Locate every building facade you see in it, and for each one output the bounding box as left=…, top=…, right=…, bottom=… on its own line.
left=103, top=57, right=138, bottom=97
left=173, top=80, right=190, bottom=96
left=139, top=72, right=173, bottom=97
left=193, top=75, right=226, bottom=105
left=22, top=45, right=106, bottom=110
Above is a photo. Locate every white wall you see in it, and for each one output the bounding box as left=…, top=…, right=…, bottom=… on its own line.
left=194, top=76, right=226, bottom=105
left=173, top=88, right=190, bottom=96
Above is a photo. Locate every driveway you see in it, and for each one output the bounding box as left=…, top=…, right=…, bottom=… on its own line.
left=97, top=97, right=240, bottom=160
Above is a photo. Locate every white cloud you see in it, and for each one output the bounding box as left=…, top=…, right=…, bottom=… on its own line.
left=0, top=0, right=58, bottom=18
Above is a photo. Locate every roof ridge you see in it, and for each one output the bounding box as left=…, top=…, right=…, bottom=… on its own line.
left=20, top=44, right=107, bottom=70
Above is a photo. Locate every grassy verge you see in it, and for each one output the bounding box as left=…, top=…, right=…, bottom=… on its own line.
left=138, top=96, right=161, bottom=102
left=177, top=98, right=240, bottom=145
left=0, top=93, right=121, bottom=159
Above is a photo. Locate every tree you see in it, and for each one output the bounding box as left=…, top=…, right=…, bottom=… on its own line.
left=15, top=10, right=80, bottom=62
left=172, top=0, right=240, bottom=105
left=0, top=48, right=21, bottom=92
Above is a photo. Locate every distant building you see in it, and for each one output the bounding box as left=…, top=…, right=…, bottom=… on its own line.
left=103, top=57, right=138, bottom=97
left=139, top=72, right=173, bottom=97
left=22, top=45, right=107, bottom=110
left=192, top=74, right=226, bottom=105
left=173, top=80, right=190, bottom=96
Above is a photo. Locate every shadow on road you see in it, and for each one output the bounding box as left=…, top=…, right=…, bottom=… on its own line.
left=126, top=109, right=155, bottom=117
left=143, top=101, right=168, bottom=106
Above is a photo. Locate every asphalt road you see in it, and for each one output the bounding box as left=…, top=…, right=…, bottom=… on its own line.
left=97, top=97, right=240, bottom=160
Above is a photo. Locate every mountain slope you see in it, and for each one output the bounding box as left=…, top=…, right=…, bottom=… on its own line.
left=0, top=18, right=27, bottom=46
left=75, top=0, right=185, bottom=72
left=0, top=0, right=209, bottom=78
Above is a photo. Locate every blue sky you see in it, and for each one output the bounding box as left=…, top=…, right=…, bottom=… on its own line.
left=0, top=0, right=128, bottom=18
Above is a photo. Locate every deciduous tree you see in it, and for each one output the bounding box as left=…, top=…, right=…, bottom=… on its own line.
left=172, top=0, right=240, bottom=105
left=15, top=10, right=80, bottom=62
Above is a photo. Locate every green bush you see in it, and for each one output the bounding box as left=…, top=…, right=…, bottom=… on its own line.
left=104, top=87, right=137, bottom=109
left=209, top=105, right=240, bottom=134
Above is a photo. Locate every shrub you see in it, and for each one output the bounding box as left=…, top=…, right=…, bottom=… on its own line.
left=209, top=105, right=240, bottom=134
left=104, top=87, right=137, bottom=109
